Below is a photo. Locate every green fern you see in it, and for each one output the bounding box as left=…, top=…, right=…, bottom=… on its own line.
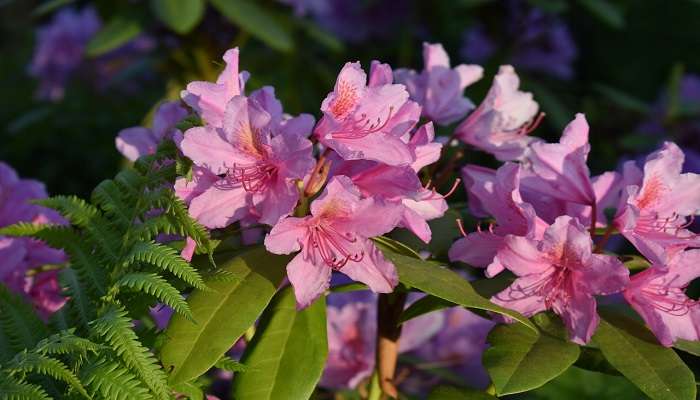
left=90, top=307, right=171, bottom=400
left=80, top=358, right=153, bottom=400
left=215, top=355, right=247, bottom=373
left=0, top=373, right=51, bottom=400
left=114, top=273, right=192, bottom=320
left=34, top=330, right=102, bottom=358
left=0, top=286, right=49, bottom=353
left=124, top=241, right=207, bottom=290
left=5, top=351, right=89, bottom=399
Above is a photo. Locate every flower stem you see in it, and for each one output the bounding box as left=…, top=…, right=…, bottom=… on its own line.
left=375, top=291, right=407, bottom=399
left=367, top=370, right=382, bottom=400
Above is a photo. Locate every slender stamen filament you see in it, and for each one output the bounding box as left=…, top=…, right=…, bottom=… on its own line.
left=641, top=284, right=696, bottom=316
left=509, top=112, right=546, bottom=136
left=422, top=178, right=462, bottom=200
left=496, top=265, right=571, bottom=308
left=305, top=223, right=364, bottom=269
left=223, top=161, right=277, bottom=193
left=332, top=107, right=395, bottom=139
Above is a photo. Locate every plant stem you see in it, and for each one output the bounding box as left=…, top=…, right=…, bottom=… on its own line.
left=375, top=291, right=407, bottom=399
left=367, top=370, right=382, bottom=400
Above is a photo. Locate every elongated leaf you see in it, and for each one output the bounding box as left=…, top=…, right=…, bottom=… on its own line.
left=86, top=16, right=142, bottom=57
left=400, top=295, right=453, bottom=323
left=593, top=313, right=696, bottom=400
left=577, top=0, right=625, bottom=29
left=209, top=0, right=294, bottom=52
left=160, top=247, right=289, bottom=384
left=377, top=243, right=536, bottom=331
left=674, top=339, right=700, bottom=356
left=150, top=0, right=205, bottom=34
left=429, top=386, right=498, bottom=400
left=231, top=287, right=327, bottom=400
left=484, top=321, right=579, bottom=395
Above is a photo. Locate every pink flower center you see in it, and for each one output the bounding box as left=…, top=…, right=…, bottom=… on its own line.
left=636, top=174, right=667, bottom=210
left=640, top=282, right=696, bottom=316
left=332, top=107, right=394, bottom=140
left=304, top=223, right=364, bottom=269
left=497, top=265, right=573, bottom=308
left=224, top=161, right=277, bottom=193
left=330, top=80, right=360, bottom=119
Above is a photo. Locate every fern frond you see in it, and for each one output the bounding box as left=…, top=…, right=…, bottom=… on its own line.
left=130, top=214, right=182, bottom=242
left=124, top=241, right=206, bottom=290
left=214, top=355, right=247, bottom=373
left=113, top=169, right=146, bottom=201
left=80, top=358, right=153, bottom=400
left=170, top=382, right=202, bottom=400
left=59, top=269, right=96, bottom=330
left=35, top=196, right=121, bottom=263
left=5, top=351, right=89, bottom=399
left=90, top=307, right=170, bottom=400
left=92, top=180, right=137, bottom=230
left=0, top=222, right=55, bottom=237
left=34, top=330, right=102, bottom=357
left=115, top=273, right=192, bottom=320
left=159, top=193, right=211, bottom=250
left=0, top=373, right=51, bottom=400
left=0, top=286, right=49, bottom=353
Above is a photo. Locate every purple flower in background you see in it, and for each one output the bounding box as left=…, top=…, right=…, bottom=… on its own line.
left=460, top=0, right=577, bottom=80
left=29, top=7, right=101, bottom=101
left=116, top=101, right=189, bottom=161
left=395, top=43, right=483, bottom=126
left=0, top=162, right=66, bottom=317
left=280, top=0, right=410, bottom=43
left=320, top=290, right=444, bottom=389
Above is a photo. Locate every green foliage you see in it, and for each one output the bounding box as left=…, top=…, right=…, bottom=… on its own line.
left=86, top=16, right=143, bottom=57
left=209, top=0, right=294, bottom=52
left=150, top=0, right=205, bottom=34
left=0, top=143, right=214, bottom=399
left=231, top=287, right=328, bottom=400
left=160, top=246, right=289, bottom=385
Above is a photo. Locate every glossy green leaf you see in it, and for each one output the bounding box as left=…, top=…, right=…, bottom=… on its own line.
left=674, top=339, right=700, bottom=356
left=86, top=16, right=142, bottom=57
left=593, top=313, right=696, bottom=400
left=231, top=287, right=327, bottom=400
left=209, top=0, right=294, bottom=52
left=400, top=295, right=453, bottom=323
left=484, top=321, right=579, bottom=395
left=160, top=247, right=289, bottom=385
left=577, top=0, right=625, bottom=29
left=377, top=242, right=536, bottom=332
left=150, top=0, right=205, bottom=34
left=594, top=83, right=650, bottom=113
left=428, top=386, right=498, bottom=400
left=32, top=0, right=74, bottom=16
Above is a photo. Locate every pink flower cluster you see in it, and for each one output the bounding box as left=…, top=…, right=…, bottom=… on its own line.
left=152, top=43, right=699, bottom=348
left=450, top=112, right=700, bottom=345
left=0, top=162, right=66, bottom=317
left=170, top=46, right=459, bottom=308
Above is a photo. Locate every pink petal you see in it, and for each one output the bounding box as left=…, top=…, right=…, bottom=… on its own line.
left=115, top=127, right=157, bottom=161
left=264, top=216, right=308, bottom=254
left=287, top=254, right=332, bottom=309
left=180, top=126, right=238, bottom=174
left=339, top=240, right=398, bottom=294
left=187, top=182, right=249, bottom=228
left=448, top=232, right=504, bottom=268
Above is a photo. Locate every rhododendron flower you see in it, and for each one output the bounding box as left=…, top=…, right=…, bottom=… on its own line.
left=116, top=101, right=188, bottom=161
left=321, top=290, right=444, bottom=389
left=180, top=94, right=315, bottom=227
left=454, top=65, right=540, bottom=161
left=394, top=43, right=483, bottom=126
left=181, top=47, right=249, bottom=128
left=449, top=163, right=546, bottom=276
left=265, top=176, right=401, bottom=308
left=614, top=142, right=700, bottom=264
left=623, top=250, right=700, bottom=346
left=0, top=162, right=66, bottom=317
left=315, top=61, right=421, bottom=166
left=521, top=113, right=597, bottom=207
left=491, top=216, right=629, bottom=344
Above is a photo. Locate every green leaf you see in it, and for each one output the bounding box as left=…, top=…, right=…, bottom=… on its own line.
left=150, top=0, right=205, bottom=34
left=171, top=382, right=203, bottom=400
left=0, top=285, right=49, bottom=353
left=400, top=295, right=453, bottom=324
left=115, top=272, right=192, bottom=320
left=483, top=321, right=579, bottom=395
left=231, top=287, right=327, bottom=400
left=6, top=351, right=90, bottom=399
left=160, top=247, right=289, bottom=385
left=86, top=16, right=143, bottom=57
left=209, top=0, right=294, bottom=52
left=577, top=0, right=625, bottom=29
left=32, top=0, right=74, bottom=17
left=428, top=386, right=498, bottom=400
left=593, top=313, right=696, bottom=400
left=674, top=340, right=700, bottom=356
left=377, top=242, right=536, bottom=332
left=80, top=358, right=153, bottom=400
left=215, top=355, right=247, bottom=372
left=593, top=83, right=650, bottom=113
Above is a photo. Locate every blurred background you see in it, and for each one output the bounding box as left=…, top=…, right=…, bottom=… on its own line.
left=1, top=0, right=699, bottom=398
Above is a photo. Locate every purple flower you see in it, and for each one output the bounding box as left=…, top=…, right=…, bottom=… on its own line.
left=0, top=162, right=66, bottom=317
left=180, top=92, right=315, bottom=228
left=614, top=142, right=700, bottom=264
left=623, top=250, right=700, bottom=347
left=315, top=61, right=421, bottom=166
left=454, top=65, right=541, bottom=161
left=394, top=43, right=483, bottom=126
left=265, top=176, right=401, bottom=308
left=29, top=7, right=101, bottom=101
left=116, top=101, right=188, bottom=161
left=491, top=216, right=629, bottom=344
left=460, top=24, right=497, bottom=64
